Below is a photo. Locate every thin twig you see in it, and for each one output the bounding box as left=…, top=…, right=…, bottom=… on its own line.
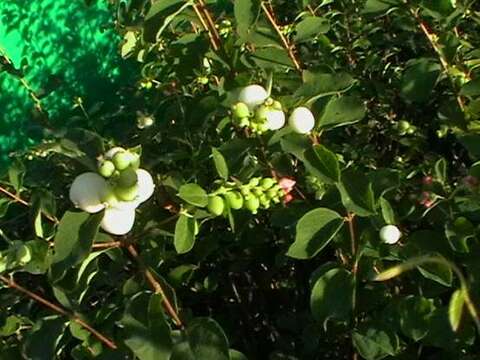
left=0, top=274, right=117, bottom=350
left=0, top=185, right=59, bottom=224
left=192, top=3, right=220, bottom=51
left=346, top=213, right=358, bottom=360
left=126, top=244, right=184, bottom=328
left=407, top=5, right=467, bottom=111
left=197, top=0, right=222, bottom=47
left=260, top=2, right=302, bottom=72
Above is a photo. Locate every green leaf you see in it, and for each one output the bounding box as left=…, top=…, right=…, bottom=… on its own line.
left=143, top=0, right=185, bottom=42
left=234, top=0, right=260, bottom=36
left=178, top=184, right=208, bottom=207
left=50, top=211, right=103, bottom=282
left=352, top=325, right=400, bottom=360
left=187, top=318, right=230, bottom=360
left=337, top=169, right=376, bottom=217
left=434, top=158, right=447, bottom=184
left=8, top=160, right=25, bottom=194
left=400, top=58, right=441, bottom=103
left=362, top=0, right=400, bottom=15
left=379, top=197, right=396, bottom=225
left=121, top=292, right=172, bottom=360
left=460, top=78, right=480, bottom=98
left=418, top=262, right=453, bottom=287
left=288, top=208, right=344, bottom=259
left=448, top=289, right=465, bottom=332
left=294, top=16, right=330, bottom=42
left=251, top=48, right=295, bottom=69
left=317, top=95, right=366, bottom=129
left=294, top=72, right=354, bottom=102
left=23, top=316, right=67, bottom=360
left=280, top=133, right=311, bottom=161
left=310, top=268, right=353, bottom=324
left=303, top=144, right=340, bottom=183
left=398, top=296, right=436, bottom=341
left=229, top=349, right=248, bottom=360
left=211, top=148, right=229, bottom=180
left=174, top=214, right=197, bottom=254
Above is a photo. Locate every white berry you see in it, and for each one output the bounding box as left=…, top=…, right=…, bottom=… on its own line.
left=69, top=172, right=108, bottom=213
left=379, top=225, right=401, bottom=244
left=101, top=206, right=136, bottom=235
left=265, top=109, right=286, bottom=130
left=288, top=107, right=315, bottom=134
left=237, top=85, right=268, bottom=110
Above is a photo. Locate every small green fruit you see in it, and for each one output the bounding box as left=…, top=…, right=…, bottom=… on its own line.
left=266, top=188, right=277, bottom=199
left=16, top=244, right=32, bottom=264
left=100, top=186, right=119, bottom=207
left=115, top=184, right=139, bottom=201
left=239, top=118, right=250, bottom=128
left=232, top=102, right=250, bottom=119
left=257, top=123, right=269, bottom=133
left=272, top=100, right=282, bottom=111
left=244, top=196, right=260, bottom=214
left=255, top=105, right=269, bottom=122
left=118, top=167, right=138, bottom=188
left=398, top=120, right=411, bottom=132
left=207, top=195, right=225, bottom=216
left=260, top=178, right=276, bottom=190
left=248, top=177, right=261, bottom=187
left=112, top=151, right=132, bottom=170
left=224, top=191, right=244, bottom=210
left=98, top=160, right=115, bottom=178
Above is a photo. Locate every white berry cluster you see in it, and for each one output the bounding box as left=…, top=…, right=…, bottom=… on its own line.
left=69, top=147, right=155, bottom=235
left=231, top=84, right=316, bottom=135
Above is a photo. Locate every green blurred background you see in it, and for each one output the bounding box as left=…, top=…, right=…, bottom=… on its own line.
left=0, top=0, right=128, bottom=171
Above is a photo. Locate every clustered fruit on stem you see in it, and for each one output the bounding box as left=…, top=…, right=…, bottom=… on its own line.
left=69, top=147, right=155, bottom=235
left=231, top=84, right=316, bottom=135
left=206, top=177, right=287, bottom=216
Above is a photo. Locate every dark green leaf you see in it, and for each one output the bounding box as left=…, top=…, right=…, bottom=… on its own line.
left=174, top=214, right=197, bottom=254
left=211, top=148, right=229, bottom=180
left=352, top=325, right=400, bottom=360
left=398, top=296, right=435, bottom=341
left=8, top=160, right=25, bottom=194
left=288, top=208, right=344, bottom=259
left=317, top=95, right=366, bottom=129
left=303, top=144, right=340, bottom=183
left=187, top=318, right=230, bottom=360
left=400, top=58, right=441, bottom=103
left=294, top=16, right=330, bottom=42
left=337, top=169, right=376, bottom=217
left=50, top=211, right=103, bottom=282
left=121, top=292, right=172, bottom=360
left=460, top=78, right=480, bottom=98
left=310, top=268, right=353, bottom=324
left=178, top=184, right=208, bottom=207
left=23, top=316, right=67, bottom=360
left=235, top=0, right=260, bottom=36
left=294, top=72, right=354, bottom=102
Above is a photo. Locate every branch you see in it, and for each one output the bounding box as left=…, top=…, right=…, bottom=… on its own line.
left=0, top=185, right=59, bottom=224
left=192, top=3, right=220, bottom=51
left=197, top=0, right=222, bottom=48
left=260, top=2, right=302, bottom=72
left=0, top=274, right=117, bottom=350
left=408, top=6, right=467, bottom=112
left=126, top=244, right=184, bottom=328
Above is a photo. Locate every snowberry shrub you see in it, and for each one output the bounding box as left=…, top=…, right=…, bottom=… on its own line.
left=1, top=1, right=480, bottom=359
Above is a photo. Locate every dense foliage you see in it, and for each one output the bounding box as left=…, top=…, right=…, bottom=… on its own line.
left=2, top=0, right=480, bottom=359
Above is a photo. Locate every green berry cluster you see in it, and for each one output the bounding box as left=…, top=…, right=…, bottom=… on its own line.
left=305, top=175, right=328, bottom=200
left=207, top=177, right=285, bottom=216
left=396, top=120, right=416, bottom=136
left=231, top=98, right=284, bottom=135
left=98, top=148, right=141, bottom=203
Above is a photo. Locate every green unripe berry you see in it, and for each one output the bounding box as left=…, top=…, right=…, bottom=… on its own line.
left=118, top=167, right=138, bottom=188
left=255, top=105, right=268, bottom=122
left=16, top=244, right=32, bottom=264
left=239, top=118, right=250, bottom=128
left=232, top=102, right=250, bottom=119
left=260, top=178, right=276, bottom=190
left=115, top=184, right=139, bottom=201
left=98, top=160, right=115, bottom=178
left=129, top=153, right=141, bottom=170
left=272, top=100, right=282, bottom=111
left=244, top=196, right=260, bottom=214
left=398, top=120, right=410, bottom=132
left=248, top=177, right=261, bottom=187
left=224, top=191, right=244, bottom=210
left=101, top=186, right=119, bottom=207
left=112, top=151, right=132, bottom=171
left=406, top=127, right=415, bottom=135
left=207, top=195, right=225, bottom=216
left=266, top=188, right=277, bottom=199
left=257, top=123, right=269, bottom=133
left=252, top=188, right=263, bottom=197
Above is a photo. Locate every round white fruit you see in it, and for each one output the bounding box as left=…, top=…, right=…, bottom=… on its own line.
left=237, top=85, right=268, bottom=110
left=101, top=206, right=136, bottom=235
left=265, top=109, right=286, bottom=130
left=288, top=107, right=315, bottom=134
left=379, top=225, right=402, bottom=244
left=69, top=172, right=107, bottom=213
left=136, top=169, right=155, bottom=203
